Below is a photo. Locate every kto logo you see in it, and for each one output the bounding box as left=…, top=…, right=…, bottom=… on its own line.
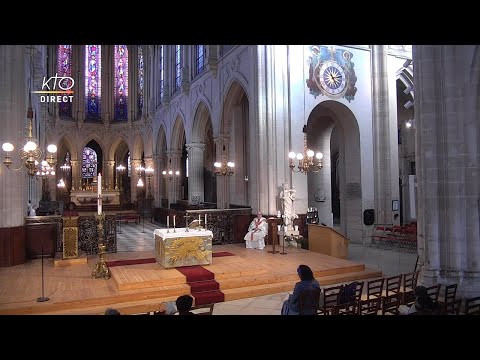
left=32, top=73, right=74, bottom=103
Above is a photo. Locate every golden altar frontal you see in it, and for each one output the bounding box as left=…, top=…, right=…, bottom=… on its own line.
left=154, top=228, right=213, bottom=269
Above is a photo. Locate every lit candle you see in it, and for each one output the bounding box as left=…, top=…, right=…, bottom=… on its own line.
left=97, top=173, right=102, bottom=215
left=167, top=215, right=169, bottom=228
left=173, top=215, right=176, bottom=228
left=198, top=214, right=201, bottom=225
left=277, top=225, right=281, bottom=232
left=205, top=214, right=207, bottom=228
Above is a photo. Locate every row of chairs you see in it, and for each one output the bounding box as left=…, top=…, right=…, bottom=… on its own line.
left=308, top=271, right=479, bottom=315
left=370, top=224, right=417, bottom=252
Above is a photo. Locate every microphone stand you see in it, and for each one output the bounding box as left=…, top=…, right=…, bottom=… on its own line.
left=37, top=238, right=49, bottom=302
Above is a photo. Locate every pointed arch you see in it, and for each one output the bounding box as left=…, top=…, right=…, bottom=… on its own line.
left=156, top=125, right=167, bottom=155
left=171, top=115, right=186, bottom=151
left=192, top=101, right=213, bottom=143
left=109, top=136, right=130, bottom=162
left=219, top=79, right=249, bottom=135
left=132, top=133, right=144, bottom=159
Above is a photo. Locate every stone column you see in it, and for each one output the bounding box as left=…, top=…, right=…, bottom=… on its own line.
left=214, top=136, right=231, bottom=209
left=130, top=159, right=142, bottom=202
left=168, top=150, right=182, bottom=204
left=152, top=155, right=161, bottom=207
left=0, top=45, right=28, bottom=227
left=144, top=157, right=155, bottom=198
left=70, top=160, right=81, bottom=190
left=414, top=45, right=480, bottom=298
left=186, top=143, right=205, bottom=204
left=105, top=160, right=115, bottom=190
left=371, top=45, right=394, bottom=224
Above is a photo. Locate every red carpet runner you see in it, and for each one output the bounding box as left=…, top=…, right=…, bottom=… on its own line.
left=105, top=252, right=234, bottom=306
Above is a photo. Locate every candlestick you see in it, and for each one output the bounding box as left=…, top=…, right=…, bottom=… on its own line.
left=198, top=214, right=201, bottom=227
left=167, top=215, right=169, bottom=228
left=97, top=173, right=102, bottom=215
left=205, top=214, right=207, bottom=228
left=173, top=215, right=176, bottom=228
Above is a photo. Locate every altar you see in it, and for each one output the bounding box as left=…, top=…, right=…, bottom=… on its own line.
left=70, top=189, right=120, bottom=207
left=154, top=228, right=213, bottom=269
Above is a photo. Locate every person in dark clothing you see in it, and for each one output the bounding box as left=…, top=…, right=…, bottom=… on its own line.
left=176, top=295, right=195, bottom=315
left=281, top=264, right=320, bottom=315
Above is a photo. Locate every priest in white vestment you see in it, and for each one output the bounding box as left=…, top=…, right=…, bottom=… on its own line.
left=244, top=212, right=268, bottom=249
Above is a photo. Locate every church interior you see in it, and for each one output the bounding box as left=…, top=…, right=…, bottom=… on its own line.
left=0, top=45, right=479, bottom=315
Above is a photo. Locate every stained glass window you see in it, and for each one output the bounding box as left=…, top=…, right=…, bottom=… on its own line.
left=175, top=45, right=181, bottom=92
left=57, top=45, right=73, bottom=118
left=195, top=45, right=205, bottom=76
left=138, top=46, right=144, bottom=117
left=81, top=147, right=97, bottom=178
left=114, top=45, right=128, bottom=121
left=85, top=45, right=102, bottom=120
left=127, top=152, right=131, bottom=177
left=159, top=45, right=164, bottom=105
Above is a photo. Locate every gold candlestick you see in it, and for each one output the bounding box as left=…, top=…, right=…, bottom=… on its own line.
left=92, top=213, right=111, bottom=279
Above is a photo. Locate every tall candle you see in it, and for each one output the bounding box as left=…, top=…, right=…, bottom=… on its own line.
left=205, top=214, right=207, bottom=227
left=173, top=215, right=176, bottom=228
left=97, top=173, right=102, bottom=215
left=167, top=215, right=169, bottom=228
left=199, top=214, right=201, bottom=225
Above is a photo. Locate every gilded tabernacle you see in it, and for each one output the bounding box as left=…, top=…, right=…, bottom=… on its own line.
left=154, top=228, right=213, bottom=268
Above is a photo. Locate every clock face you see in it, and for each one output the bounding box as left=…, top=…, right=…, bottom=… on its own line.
left=318, top=60, right=347, bottom=96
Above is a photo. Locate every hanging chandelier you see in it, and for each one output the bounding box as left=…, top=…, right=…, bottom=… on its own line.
left=2, top=107, right=57, bottom=177
left=214, top=145, right=234, bottom=176
left=288, top=126, right=323, bottom=174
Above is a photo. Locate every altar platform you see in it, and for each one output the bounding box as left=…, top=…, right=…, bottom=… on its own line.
left=0, top=244, right=382, bottom=315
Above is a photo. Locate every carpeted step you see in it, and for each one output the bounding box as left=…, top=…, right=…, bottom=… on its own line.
left=177, top=266, right=214, bottom=282
left=189, top=280, right=219, bottom=293
left=192, top=290, right=224, bottom=305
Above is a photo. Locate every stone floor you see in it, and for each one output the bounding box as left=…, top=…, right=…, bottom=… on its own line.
left=116, top=220, right=418, bottom=315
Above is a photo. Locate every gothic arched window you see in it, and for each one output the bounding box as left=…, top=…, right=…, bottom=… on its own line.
left=57, top=45, right=73, bottom=118
left=82, top=147, right=97, bottom=178
left=195, top=45, right=205, bottom=76
left=114, top=45, right=128, bottom=121
left=158, top=45, right=164, bottom=105
left=175, top=45, right=181, bottom=92
left=138, top=46, right=144, bottom=117
left=85, top=45, right=102, bottom=120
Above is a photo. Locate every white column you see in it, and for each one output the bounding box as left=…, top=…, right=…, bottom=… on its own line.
left=0, top=45, right=28, bottom=227
left=371, top=45, right=394, bottom=224
left=214, top=136, right=227, bottom=209
left=105, top=160, right=115, bottom=190
left=130, top=159, right=142, bottom=202
left=186, top=143, right=205, bottom=204
left=144, top=157, right=154, bottom=198
left=70, top=159, right=81, bottom=190
left=414, top=45, right=480, bottom=298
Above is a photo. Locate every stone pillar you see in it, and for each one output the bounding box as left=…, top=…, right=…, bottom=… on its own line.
left=105, top=160, right=115, bottom=190
left=186, top=143, right=205, bottom=204
left=169, top=151, right=182, bottom=204
left=414, top=45, right=480, bottom=298
left=70, top=160, right=81, bottom=190
left=152, top=155, right=161, bottom=207
left=130, top=159, right=142, bottom=202
left=144, top=157, right=155, bottom=199
left=214, top=136, right=231, bottom=209
left=371, top=45, right=394, bottom=224
left=0, top=45, right=28, bottom=227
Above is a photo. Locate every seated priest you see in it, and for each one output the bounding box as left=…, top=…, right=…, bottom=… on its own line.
left=244, top=211, right=268, bottom=250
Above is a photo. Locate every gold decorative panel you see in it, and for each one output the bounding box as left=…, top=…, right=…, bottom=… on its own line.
left=154, top=230, right=213, bottom=268
left=63, top=227, right=79, bottom=259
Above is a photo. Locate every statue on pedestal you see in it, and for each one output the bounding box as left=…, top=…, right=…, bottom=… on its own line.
left=280, top=183, right=298, bottom=232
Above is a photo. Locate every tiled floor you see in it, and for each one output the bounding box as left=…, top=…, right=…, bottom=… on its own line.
left=116, top=222, right=418, bottom=315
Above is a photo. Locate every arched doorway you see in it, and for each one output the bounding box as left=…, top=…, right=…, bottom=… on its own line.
left=306, top=100, right=362, bottom=242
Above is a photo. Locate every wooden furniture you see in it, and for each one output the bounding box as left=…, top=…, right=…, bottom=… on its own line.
left=62, top=216, right=79, bottom=259
left=464, top=297, right=480, bottom=315
left=25, top=221, right=59, bottom=259
left=191, top=303, right=215, bottom=315
left=116, top=212, right=140, bottom=224
left=298, top=286, right=321, bottom=315
left=307, top=224, right=348, bottom=258
left=0, top=226, right=26, bottom=267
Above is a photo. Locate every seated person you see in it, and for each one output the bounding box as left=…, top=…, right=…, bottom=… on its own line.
left=244, top=211, right=268, bottom=250
left=398, top=285, right=440, bottom=315
left=176, top=294, right=195, bottom=315
left=281, top=265, right=320, bottom=315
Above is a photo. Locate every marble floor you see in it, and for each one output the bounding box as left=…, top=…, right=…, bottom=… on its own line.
left=116, top=222, right=418, bottom=315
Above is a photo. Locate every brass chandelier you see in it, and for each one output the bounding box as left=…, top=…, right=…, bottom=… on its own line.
left=288, top=126, right=323, bottom=174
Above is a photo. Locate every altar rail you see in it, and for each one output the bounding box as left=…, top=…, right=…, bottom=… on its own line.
left=25, top=215, right=117, bottom=256
left=153, top=207, right=252, bottom=244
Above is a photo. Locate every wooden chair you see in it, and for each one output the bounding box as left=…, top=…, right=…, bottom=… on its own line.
left=367, top=278, right=385, bottom=300
left=298, top=286, right=321, bottom=315
left=385, top=274, right=402, bottom=296
left=332, top=302, right=358, bottom=315
left=441, top=283, right=458, bottom=314
left=425, top=284, right=441, bottom=302
left=381, top=293, right=402, bottom=315
left=318, top=284, right=344, bottom=315
left=354, top=281, right=364, bottom=302
left=358, top=297, right=382, bottom=315
left=401, top=271, right=419, bottom=304
left=464, top=296, right=480, bottom=315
